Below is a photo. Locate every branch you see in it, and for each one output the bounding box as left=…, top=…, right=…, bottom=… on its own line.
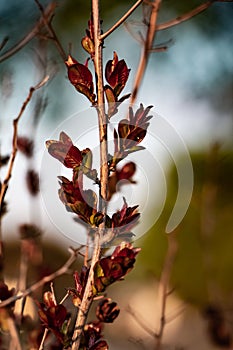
left=156, top=0, right=233, bottom=31
left=0, top=3, right=56, bottom=63
left=0, top=76, right=49, bottom=211
left=101, top=0, right=143, bottom=40
left=34, top=0, right=67, bottom=61
left=71, top=2, right=106, bottom=348
left=7, top=317, right=22, bottom=350
left=130, top=0, right=162, bottom=105
left=0, top=246, right=82, bottom=308
left=155, top=233, right=178, bottom=350
left=0, top=76, right=49, bottom=264
left=127, top=305, right=157, bottom=338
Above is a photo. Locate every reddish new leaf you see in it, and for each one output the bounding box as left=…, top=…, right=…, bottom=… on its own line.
left=46, top=131, right=83, bottom=168
left=66, top=55, right=96, bottom=103
left=105, top=52, right=130, bottom=96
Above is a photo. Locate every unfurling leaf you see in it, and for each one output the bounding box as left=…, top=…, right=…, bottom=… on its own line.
left=46, top=131, right=83, bottom=168
left=66, top=55, right=96, bottom=103
left=93, top=242, right=140, bottom=294
left=105, top=52, right=130, bottom=97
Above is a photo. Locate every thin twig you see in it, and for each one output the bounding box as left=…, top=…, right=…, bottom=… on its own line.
left=0, top=3, right=56, bottom=63
left=0, top=76, right=49, bottom=211
left=155, top=233, right=178, bottom=350
left=0, top=76, right=49, bottom=266
left=34, top=0, right=67, bottom=61
left=101, top=0, right=143, bottom=40
left=0, top=246, right=82, bottom=308
left=39, top=328, right=49, bottom=350
left=0, top=36, right=9, bottom=51
left=130, top=0, right=162, bottom=105
left=7, top=316, right=22, bottom=350
left=127, top=305, right=157, bottom=338
left=156, top=0, right=233, bottom=31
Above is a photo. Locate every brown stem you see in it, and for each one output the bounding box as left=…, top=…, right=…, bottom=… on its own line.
left=7, top=316, right=22, bottom=350
left=71, top=1, right=108, bottom=349
left=101, top=0, right=143, bottom=40
left=38, top=328, right=49, bottom=350
left=156, top=0, right=233, bottom=31
left=155, top=233, right=177, bottom=350
left=0, top=246, right=81, bottom=308
left=0, top=76, right=49, bottom=276
left=34, top=0, right=67, bottom=61
left=130, top=0, right=162, bottom=105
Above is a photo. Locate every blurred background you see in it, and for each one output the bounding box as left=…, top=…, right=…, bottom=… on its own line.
left=0, top=0, right=233, bottom=349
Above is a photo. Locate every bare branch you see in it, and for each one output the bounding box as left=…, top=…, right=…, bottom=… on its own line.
left=34, top=0, right=67, bottom=61
left=0, top=3, right=56, bottom=63
left=0, top=76, right=49, bottom=212
left=101, top=0, right=143, bottom=40
left=38, top=328, right=49, bottom=350
left=0, top=246, right=82, bottom=308
left=7, top=317, right=22, bottom=350
left=155, top=233, right=178, bottom=350
left=0, top=36, right=9, bottom=52
left=156, top=0, right=233, bottom=31
left=130, top=0, right=162, bottom=105
left=127, top=304, right=157, bottom=338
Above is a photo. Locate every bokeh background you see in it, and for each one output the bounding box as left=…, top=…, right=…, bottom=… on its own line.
left=0, top=1, right=233, bottom=349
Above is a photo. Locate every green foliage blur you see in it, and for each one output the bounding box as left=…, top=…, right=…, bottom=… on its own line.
left=139, top=146, right=233, bottom=308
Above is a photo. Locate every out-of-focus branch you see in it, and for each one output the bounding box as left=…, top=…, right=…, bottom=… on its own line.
left=0, top=246, right=82, bottom=308
left=127, top=233, right=178, bottom=349
left=130, top=0, right=162, bottom=105
left=34, top=0, right=67, bottom=61
left=0, top=3, right=56, bottom=63
left=101, top=0, right=143, bottom=40
left=156, top=0, right=233, bottom=31
left=0, top=76, right=49, bottom=213
left=7, top=317, right=22, bottom=350
left=155, top=233, right=178, bottom=350
left=0, top=76, right=48, bottom=267
left=130, top=0, right=233, bottom=104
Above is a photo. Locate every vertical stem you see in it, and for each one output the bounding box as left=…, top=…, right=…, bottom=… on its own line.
left=92, top=0, right=108, bottom=212
left=71, top=1, right=108, bottom=349
left=130, top=0, right=162, bottom=105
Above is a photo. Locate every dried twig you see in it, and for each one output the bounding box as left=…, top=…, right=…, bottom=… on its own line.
left=39, top=328, right=49, bottom=350
left=130, top=0, right=233, bottom=104
left=34, top=0, right=67, bottom=61
left=155, top=233, right=178, bottom=350
left=8, top=316, right=22, bottom=350
left=0, top=76, right=49, bottom=262
left=0, top=3, right=56, bottom=63
left=0, top=246, right=82, bottom=308
left=130, top=0, right=162, bottom=105
left=127, top=304, right=157, bottom=338
left=101, top=0, right=143, bottom=40
left=0, top=76, right=49, bottom=211
left=156, top=0, right=233, bottom=31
